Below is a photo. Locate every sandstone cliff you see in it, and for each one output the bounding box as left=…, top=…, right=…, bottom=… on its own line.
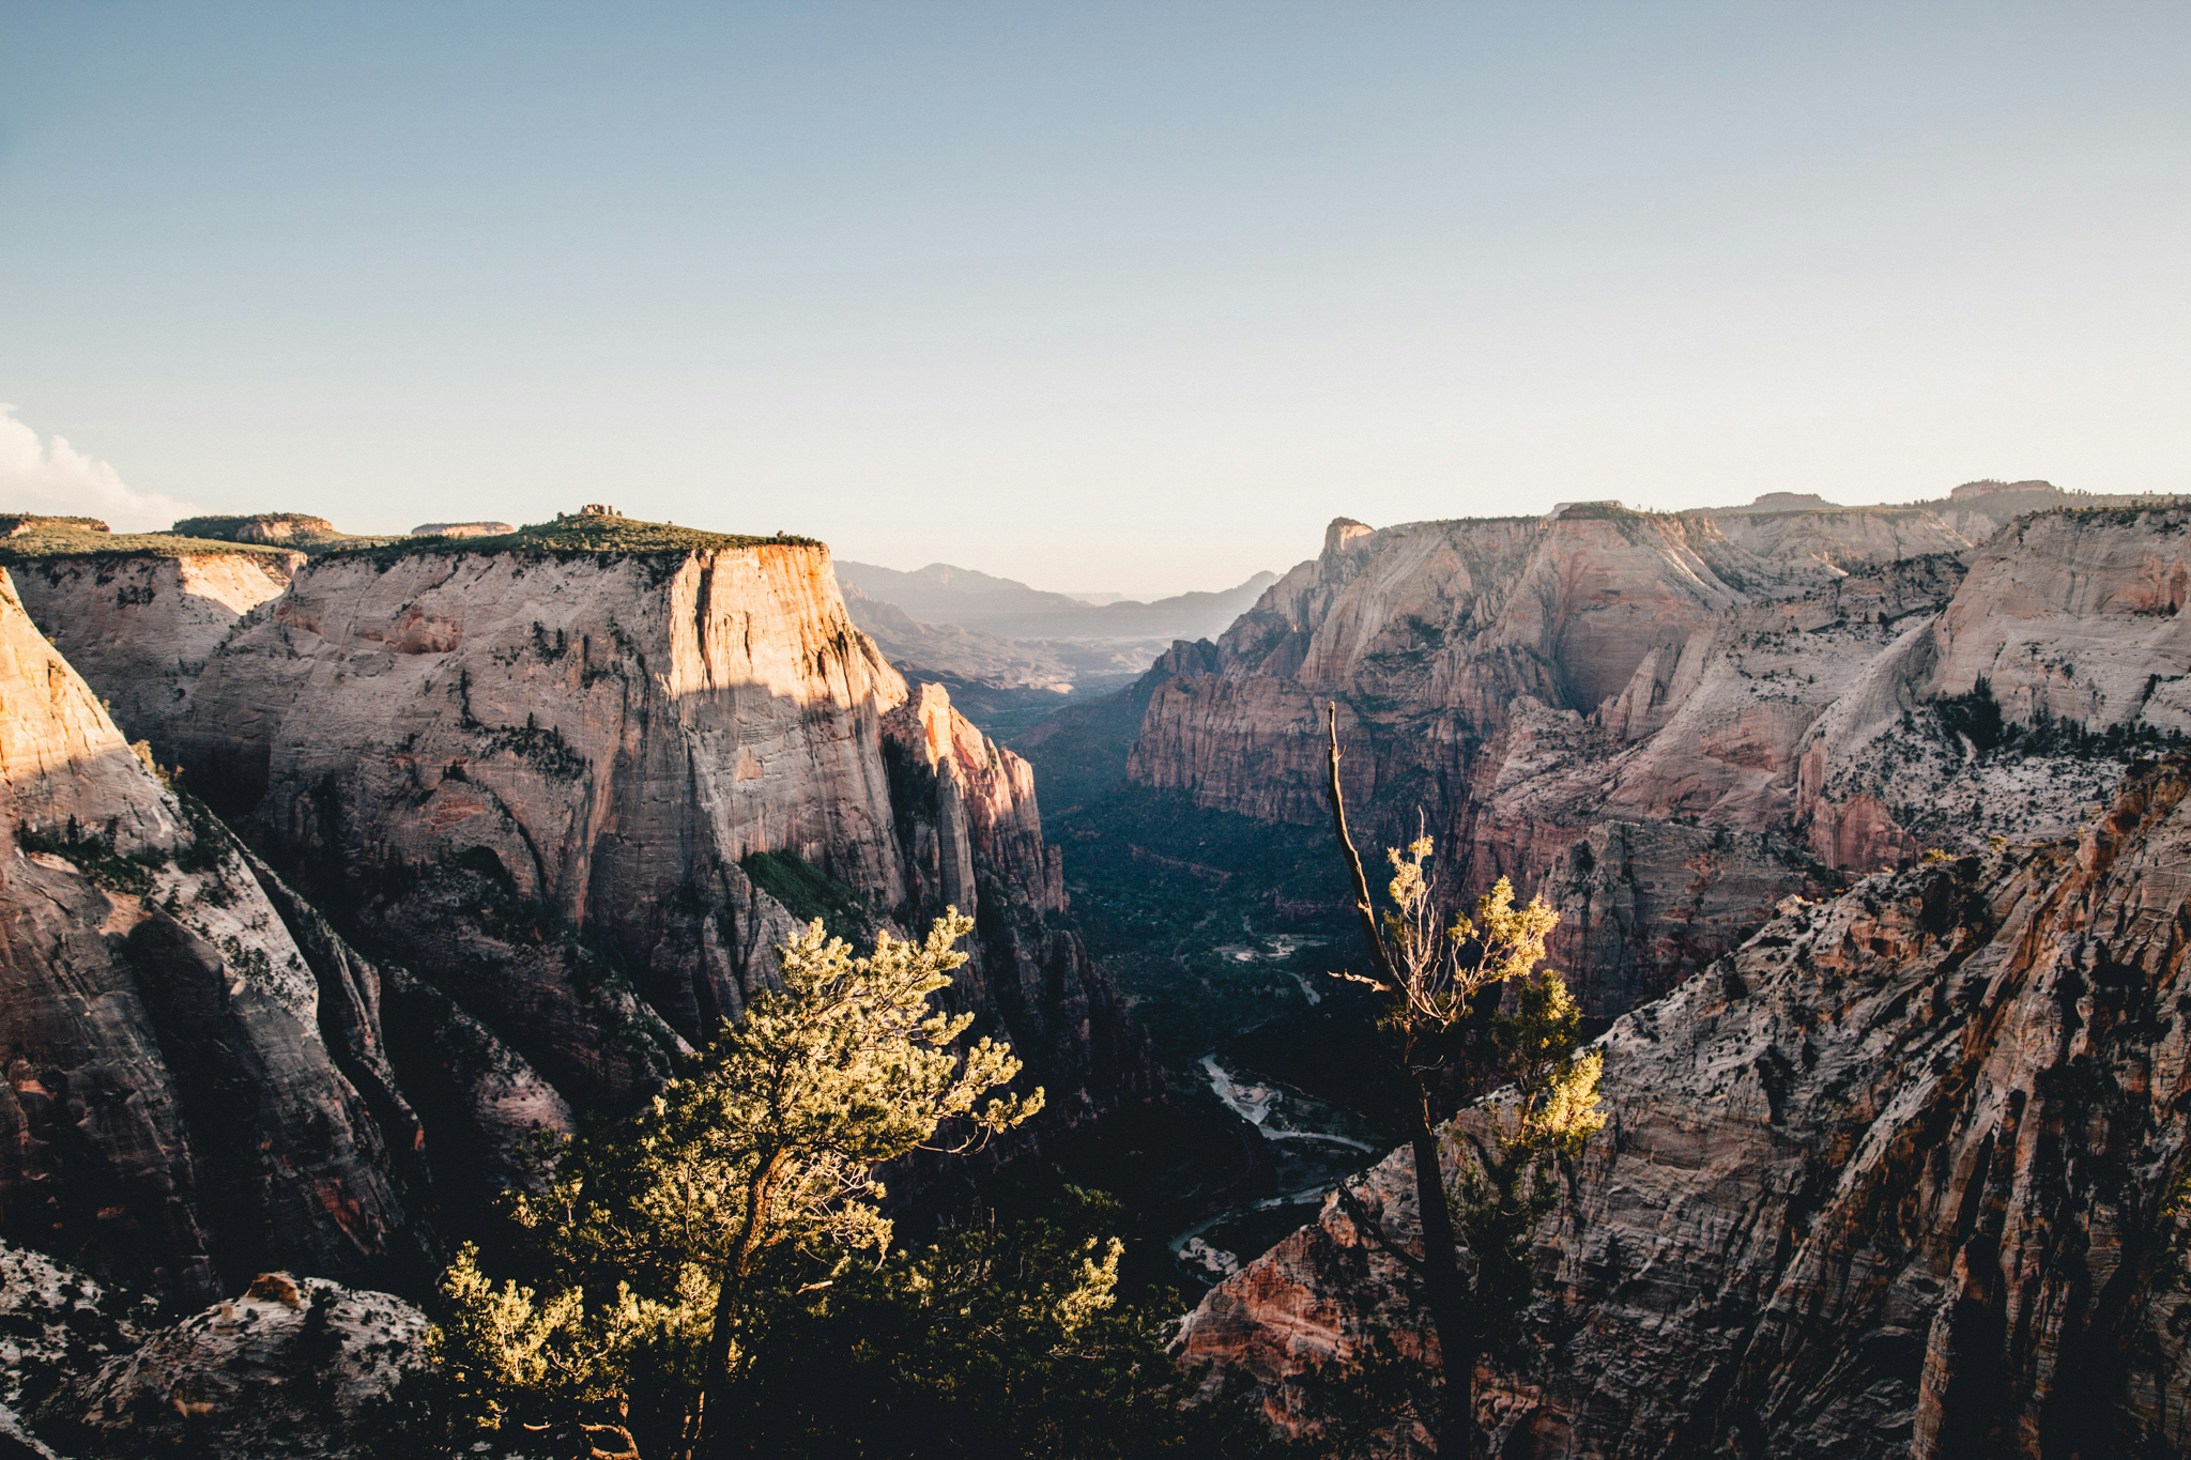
left=1180, top=755, right=2191, bottom=1458
left=1128, top=503, right=2189, bottom=1010
left=0, top=568, right=428, bottom=1306
left=66, top=526, right=1146, bottom=1201
left=1129, top=505, right=1973, bottom=830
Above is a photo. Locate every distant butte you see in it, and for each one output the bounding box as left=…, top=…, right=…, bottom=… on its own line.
left=409, top=520, right=516, bottom=537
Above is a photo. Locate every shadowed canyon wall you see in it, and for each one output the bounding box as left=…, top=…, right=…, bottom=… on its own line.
left=0, top=568, right=428, bottom=1306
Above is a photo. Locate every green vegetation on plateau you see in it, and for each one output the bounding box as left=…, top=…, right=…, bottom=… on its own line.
left=166, top=511, right=395, bottom=550
left=0, top=514, right=300, bottom=563
left=344, top=515, right=818, bottom=564
left=0, top=509, right=814, bottom=567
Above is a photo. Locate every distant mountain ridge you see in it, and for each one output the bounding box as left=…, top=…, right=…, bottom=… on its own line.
left=834, top=559, right=1282, bottom=712
left=837, top=559, right=1279, bottom=641
left=837, top=560, right=1087, bottom=616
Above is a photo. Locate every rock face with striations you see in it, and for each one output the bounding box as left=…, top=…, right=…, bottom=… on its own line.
left=1128, top=500, right=2190, bottom=1011
left=5, top=546, right=298, bottom=741
left=1180, top=755, right=2191, bottom=1458
left=882, top=683, right=1141, bottom=1118
left=0, top=568, right=427, bottom=1307
left=108, top=524, right=1144, bottom=1199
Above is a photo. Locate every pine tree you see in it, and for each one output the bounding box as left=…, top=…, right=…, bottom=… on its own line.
left=428, top=909, right=1042, bottom=1458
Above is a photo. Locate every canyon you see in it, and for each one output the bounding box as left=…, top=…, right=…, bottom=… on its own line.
left=1098, top=483, right=2191, bottom=1455
left=5, top=482, right=2191, bottom=1458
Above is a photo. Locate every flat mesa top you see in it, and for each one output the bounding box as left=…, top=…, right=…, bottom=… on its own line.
left=351, top=515, right=819, bottom=560
left=0, top=518, right=302, bottom=563
left=0, top=513, right=820, bottom=565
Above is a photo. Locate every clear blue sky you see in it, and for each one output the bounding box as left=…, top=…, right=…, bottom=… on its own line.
left=3, top=2, right=2186, bottom=594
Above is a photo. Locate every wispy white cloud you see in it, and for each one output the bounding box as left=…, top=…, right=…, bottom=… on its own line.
left=0, top=406, right=198, bottom=531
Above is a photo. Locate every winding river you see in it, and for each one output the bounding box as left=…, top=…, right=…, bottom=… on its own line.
left=1171, top=1056, right=1382, bottom=1283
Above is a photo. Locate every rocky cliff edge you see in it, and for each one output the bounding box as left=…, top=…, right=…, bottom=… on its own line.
left=1181, top=754, right=2191, bottom=1458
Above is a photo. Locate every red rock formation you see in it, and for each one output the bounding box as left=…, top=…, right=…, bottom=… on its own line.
left=1128, top=504, right=2189, bottom=1011
left=1181, top=757, right=2191, bottom=1457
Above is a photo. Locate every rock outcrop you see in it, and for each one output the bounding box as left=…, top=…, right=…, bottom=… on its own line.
left=168, top=512, right=348, bottom=548
left=47, top=1269, right=426, bottom=1459
left=0, top=1239, right=146, bottom=1453
left=0, top=1237, right=423, bottom=1460
left=0, top=516, right=107, bottom=538
left=47, top=527, right=1147, bottom=1201
left=0, top=569, right=427, bottom=1306
left=1128, top=502, right=2190, bottom=1011
left=1180, top=755, right=2191, bottom=1458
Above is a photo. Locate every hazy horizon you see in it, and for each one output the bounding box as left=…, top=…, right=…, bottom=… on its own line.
left=5, top=3, right=2188, bottom=595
